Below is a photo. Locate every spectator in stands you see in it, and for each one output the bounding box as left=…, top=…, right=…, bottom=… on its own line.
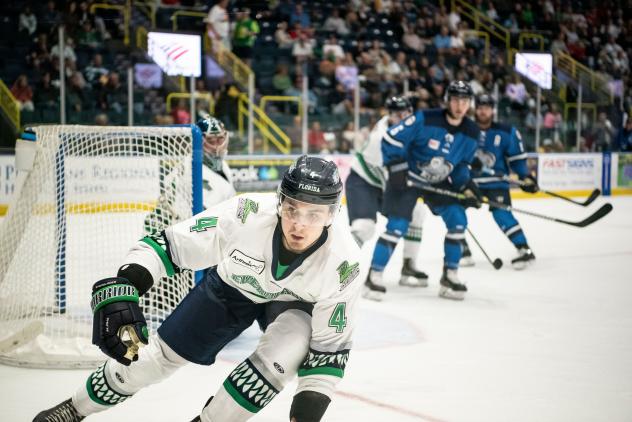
left=329, top=83, right=353, bottom=115
left=323, top=8, right=349, bottom=36
left=323, top=35, right=345, bottom=62
left=77, top=20, right=102, bottom=50
left=272, top=64, right=292, bottom=94
left=503, top=13, right=519, bottom=33
left=550, top=32, right=569, bottom=55
left=286, top=76, right=317, bottom=113
left=171, top=99, right=191, bottom=124
left=450, top=29, right=465, bottom=55
left=335, top=52, right=358, bottom=92
left=66, top=72, right=86, bottom=112
left=402, top=23, right=424, bottom=54
left=433, top=25, right=451, bottom=55
left=590, top=112, right=616, bottom=151
left=98, top=71, right=125, bottom=114
left=10, top=75, right=34, bottom=112
left=292, top=32, right=314, bottom=65
left=286, top=115, right=303, bottom=152
left=232, top=8, right=259, bottom=66
left=615, top=116, right=632, bottom=151
left=486, top=1, right=499, bottom=21
left=19, top=5, right=37, bottom=38
left=95, top=113, right=109, bottom=126
left=34, top=72, right=57, bottom=109
left=274, top=21, right=293, bottom=50
left=39, top=0, right=62, bottom=35
left=84, top=54, right=109, bottom=88
left=543, top=103, right=563, bottom=142
left=27, top=33, right=51, bottom=71
left=429, top=54, right=452, bottom=85
left=308, top=121, right=327, bottom=153
left=505, top=74, right=528, bottom=111
left=290, top=3, right=311, bottom=28
left=206, top=0, right=230, bottom=51
left=51, top=37, right=77, bottom=70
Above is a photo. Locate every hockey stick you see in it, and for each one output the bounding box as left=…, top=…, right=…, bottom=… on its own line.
left=503, top=176, right=601, bottom=207
left=406, top=180, right=613, bottom=228
left=466, top=228, right=503, bottom=270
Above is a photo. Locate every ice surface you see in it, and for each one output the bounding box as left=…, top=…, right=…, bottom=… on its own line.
left=2, top=196, right=631, bottom=422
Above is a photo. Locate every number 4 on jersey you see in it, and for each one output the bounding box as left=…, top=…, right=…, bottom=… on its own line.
left=189, top=217, right=218, bottom=232
left=328, top=302, right=347, bottom=333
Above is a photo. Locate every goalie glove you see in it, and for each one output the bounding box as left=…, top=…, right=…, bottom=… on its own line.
left=519, top=175, right=539, bottom=193
left=91, top=277, right=149, bottom=366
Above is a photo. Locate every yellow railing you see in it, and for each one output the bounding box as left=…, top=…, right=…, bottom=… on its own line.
left=452, top=0, right=511, bottom=61
left=0, top=79, right=20, bottom=130
left=259, top=96, right=302, bottom=116
left=461, top=30, right=490, bottom=64
left=90, top=2, right=130, bottom=45
left=136, top=25, right=148, bottom=49
left=214, top=44, right=253, bottom=89
left=564, top=102, right=597, bottom=124
left=166, top=92, right=216, bottom=115
left=518, top=32, right=545, bottom=51
left=238, top=93, right=292, bottom=154
left=171, top=10, right=206, bottom=31
left=554, top=52, right=612, bottom=101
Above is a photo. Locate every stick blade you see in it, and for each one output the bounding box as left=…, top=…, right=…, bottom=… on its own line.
left=581, top=189, right=601, bottom=206
left=573, top=203, right=613, bottom=227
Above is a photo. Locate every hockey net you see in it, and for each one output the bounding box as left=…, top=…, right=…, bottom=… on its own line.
left=0, top=125, right=202, bottom=368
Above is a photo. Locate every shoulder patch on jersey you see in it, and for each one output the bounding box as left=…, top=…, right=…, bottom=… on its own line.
left=428, top=138, right=440, bottom=150
left=189, top=216, right=218, bottom=232
left=337, top=260, right=360, bottom=291
left=236, top=197, right=259, bottom=224
left=230, top=249, right=265, bottom=274
left=404, top=115, right=416, bottom=126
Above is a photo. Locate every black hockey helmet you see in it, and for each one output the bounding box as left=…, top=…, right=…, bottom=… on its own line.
left=385, top=96, right=412, bottom=112
left=475, top=93, right=496, bottom=108
left=446, top=80, right=474, bottom=99
left=279, top=155, right=343, bottom=206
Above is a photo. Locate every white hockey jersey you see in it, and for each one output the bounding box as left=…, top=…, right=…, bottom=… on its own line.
left=124, top=193, right=364, bottom=385
left=202, top=160, right=236, bottom=209
left=349, top=115, right=390, bottom=189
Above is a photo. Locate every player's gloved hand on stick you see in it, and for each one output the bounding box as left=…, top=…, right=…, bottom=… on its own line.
left=470, top=156, right=483, bottom=173
left=386, top=160, right=409, bottom=190
left=91, top=277, right=149, bottom=366
left=460, top=180, right=484, bottom=209
left=520, top=175, right=539, bottom=193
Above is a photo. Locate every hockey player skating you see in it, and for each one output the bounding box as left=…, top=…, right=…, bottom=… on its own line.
left=367, top=80, right=483, bottom=301
left=34, top=156, right=363, bottom=422
left=465, top=94, right=537, bottom=269
left=346, top=96, right=428, bottom=300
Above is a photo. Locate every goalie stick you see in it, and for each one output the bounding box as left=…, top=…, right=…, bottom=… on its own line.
left=406, top=180, right=613, bottom=228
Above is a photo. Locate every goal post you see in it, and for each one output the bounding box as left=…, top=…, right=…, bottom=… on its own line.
left=0, top=124, right=203, bottom=368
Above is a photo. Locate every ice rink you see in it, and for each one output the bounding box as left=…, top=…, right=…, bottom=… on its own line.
left=1, top=195, right=631, bottom=422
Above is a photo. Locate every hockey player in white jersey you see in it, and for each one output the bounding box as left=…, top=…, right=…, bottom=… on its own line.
left=198, top=116, right=236, bottom=208
left=346, top=96, right=428, bottom=300
left=34, top=155, right=363, bottom=422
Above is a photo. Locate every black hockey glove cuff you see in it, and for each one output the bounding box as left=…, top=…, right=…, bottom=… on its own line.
left=470, top=156, right=483, bottom=173
left=460, top=179, right=484, bottom=209
left=91, top=277, right=149, bottom=366
left=386, top=160, right=409, bottom=190
left=290, top=391, right=331, bottom=422
left=519, top=175, right=539, bottom=193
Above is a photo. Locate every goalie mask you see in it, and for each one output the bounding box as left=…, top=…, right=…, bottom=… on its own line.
left=197, top=117, right=229, bottom=171
left=277, top=155, right=342, bottom=227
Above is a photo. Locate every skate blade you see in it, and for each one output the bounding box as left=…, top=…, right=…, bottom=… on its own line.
left=399, top=276, right=429, bottom=288
left=511, top=259, right=534, bottom=271
left=362, top=287, right=385, bottom=302
left=438, top=286, right=465, bottom=301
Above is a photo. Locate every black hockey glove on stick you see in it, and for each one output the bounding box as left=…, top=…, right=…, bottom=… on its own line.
left=92, top=277, right=149, bottom=365
left=386, top=160, right=409, bottom=190
left=460, top=179, right=484, bottom=209
left=519, top=175, right=539, bottom=193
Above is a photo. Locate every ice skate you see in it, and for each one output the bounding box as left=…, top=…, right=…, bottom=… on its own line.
left=399, top=258, right=429, bottom=287
left=438, top=268, right=467, bottom=300
left=33, top=399, right=84, bottom=422
left=511, top=246, right=535, bottom=270
left=363, top=270, right=386, bottom=301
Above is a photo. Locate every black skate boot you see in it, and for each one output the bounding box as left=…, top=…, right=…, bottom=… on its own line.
left=363, top=270, right=386, bottom=301
left=511, top=246, right=535, bottom=270
left=438, top=267, right=468, bottom=300
left=33, top=398, right=84, bottom=422
left=459, top=240, right=475, bottom=267
left=399, top=258, right=429, bottom=287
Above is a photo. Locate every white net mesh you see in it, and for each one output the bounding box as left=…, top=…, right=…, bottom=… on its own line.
left=0, top=125, right=200, bottom=368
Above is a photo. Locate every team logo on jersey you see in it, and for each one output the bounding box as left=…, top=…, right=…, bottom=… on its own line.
left=230, top=249, right=265, bottom=274
left=404, top=115, right=416, bottom=126
left=336, top=261, right=360, bottom=291
left=299, top=183, right=320, bottom=192
left=236, top=197, right=259, bottom=224
left=189, top=217, right=218, bottom=232
left=445, top=134, right=454, bottom=143
left=428, top=139, right=440, bottom=150
left=494, top=134, right=501, bottom=147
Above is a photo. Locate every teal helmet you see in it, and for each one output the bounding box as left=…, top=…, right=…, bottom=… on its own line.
left=197, top=117, right=229, bottom=170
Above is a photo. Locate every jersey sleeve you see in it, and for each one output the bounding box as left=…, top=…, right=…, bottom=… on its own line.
left=122, top=197, right=235, bottom=282
left=506, top=128, right=529, bottom=178
left=295, top=266, right=363, bottom=398
left=381, top=111, right=423, bottom=165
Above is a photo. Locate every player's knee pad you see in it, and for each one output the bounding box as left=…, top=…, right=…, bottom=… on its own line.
left=202, top=310, right=312, bottom=422
left=350, top=218, right=376, bottom=246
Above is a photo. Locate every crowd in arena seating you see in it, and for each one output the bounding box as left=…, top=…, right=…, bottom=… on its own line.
left=1, top=0, right=630, bottom=153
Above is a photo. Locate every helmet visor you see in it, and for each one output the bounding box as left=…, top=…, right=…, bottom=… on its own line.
left=278, top=193, right=337, bottom=227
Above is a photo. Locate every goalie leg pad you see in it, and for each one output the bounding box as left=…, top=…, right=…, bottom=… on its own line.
left=73, top=335, right=187, bottom=416
left=200, top=310, right=312, bottom=422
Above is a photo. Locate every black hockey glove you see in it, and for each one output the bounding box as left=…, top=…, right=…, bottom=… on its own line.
left=460, top=180, right=484, bottom=209
left=386, top=160, right=409, bottom=190
left=470, top=156, right=483, bottom=173
left=519, top=175, right=539, bottom=193
left=91, top=277, right=149, bottom=366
